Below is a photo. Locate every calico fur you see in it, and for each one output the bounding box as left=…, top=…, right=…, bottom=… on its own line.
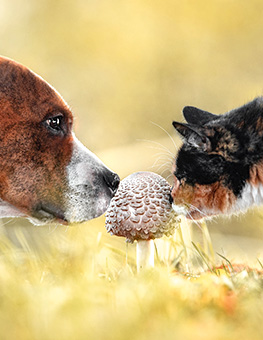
left=171, top=97, right=263, bottom=219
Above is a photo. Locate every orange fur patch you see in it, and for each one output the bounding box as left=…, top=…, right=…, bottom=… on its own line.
left=172, top=178, right=236, bottom=218
left=249, top=163, right=263, bottom=186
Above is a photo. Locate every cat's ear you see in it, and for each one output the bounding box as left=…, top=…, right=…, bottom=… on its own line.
left=183, top=106, right=217, bottom=125
left=172, top=122, right=211, bottom=151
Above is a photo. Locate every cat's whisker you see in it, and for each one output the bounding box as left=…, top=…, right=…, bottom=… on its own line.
left=150, top=155, right=173, bottom=174
left=150, top=121, right=179, bottom=152
left=165, top=173, right=173, bottom=182
left=63, top=224, right=70, bottom=233
left=159, top=162, right=173, bottom=174
left=188, top=204, right=209, bottom=218
left=187, top=212, right=202, bottom=231
left=152, top=154, right=173, bottom=166
left=150, top=158, right=170, bottom=172
left=144, top=145, right=174, bottom=156
left=137, top=138, right=175, bottom=157
left=153, top=151, right=174, bottom=161
left=138, top=128, right=177, bottom=185
left=155, top=161, right=173, bottom=172
left=153, top=164, right=173, bottom=178
left=160, top=169, right=171, bottom=177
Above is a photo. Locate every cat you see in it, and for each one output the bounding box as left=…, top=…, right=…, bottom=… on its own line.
left=170, top=97, right=263, bottom=220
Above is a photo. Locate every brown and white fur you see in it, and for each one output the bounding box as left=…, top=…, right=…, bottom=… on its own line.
left=0, top=56, right=119, bottom=225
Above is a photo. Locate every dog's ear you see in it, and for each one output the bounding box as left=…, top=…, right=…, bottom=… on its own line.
left=183, top=106, right=217, bottom=125
left=172, top=121, right=212, bottom=151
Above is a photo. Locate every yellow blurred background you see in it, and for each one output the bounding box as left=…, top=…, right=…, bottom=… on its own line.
left=1, top=0, right=263, bottom=259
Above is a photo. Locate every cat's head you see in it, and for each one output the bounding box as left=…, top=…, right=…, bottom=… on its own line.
left=171, top=97, right=263, bottom=219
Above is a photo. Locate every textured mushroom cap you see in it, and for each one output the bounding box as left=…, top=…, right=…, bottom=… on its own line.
left=105, top=171, right=179, bottom=242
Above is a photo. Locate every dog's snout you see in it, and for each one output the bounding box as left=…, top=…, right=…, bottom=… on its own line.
left=103, top=171, right=120, bottom=194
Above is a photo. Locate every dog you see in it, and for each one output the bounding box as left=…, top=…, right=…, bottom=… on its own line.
left=171, top=97, right=263, bottom=220
left=0, top=56, right=119, bottom=225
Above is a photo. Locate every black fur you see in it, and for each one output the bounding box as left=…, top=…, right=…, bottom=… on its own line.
left=183, top=106, right=218, bottom=125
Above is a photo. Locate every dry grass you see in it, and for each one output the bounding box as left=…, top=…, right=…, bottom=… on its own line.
left=0, top=217, right=262, bottom=340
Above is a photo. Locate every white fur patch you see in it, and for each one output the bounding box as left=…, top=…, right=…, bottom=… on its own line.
left=172, top=203, right=188, bottom=216
left=232, top=182, right=263, bottom=213
left=65, top=134, right=113, bottom=223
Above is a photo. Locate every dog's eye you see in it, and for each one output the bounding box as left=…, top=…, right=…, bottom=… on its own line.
left=47, top=116, right=62, bottom=130
left=45, top=115, right=65, bottom=134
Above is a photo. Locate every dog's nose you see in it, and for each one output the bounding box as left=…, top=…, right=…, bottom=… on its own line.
left=103, top=171, right=120, bottom=195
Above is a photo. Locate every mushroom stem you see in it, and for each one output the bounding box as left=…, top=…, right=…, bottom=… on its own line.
left=136, top=239, right=155, bottom=272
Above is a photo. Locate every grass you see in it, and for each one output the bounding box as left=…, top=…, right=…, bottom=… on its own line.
left=0, top=217, right=263, bottom=340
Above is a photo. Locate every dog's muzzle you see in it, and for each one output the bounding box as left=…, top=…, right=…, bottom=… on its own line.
left=28, top=136, right=120, bottom=225
left=62, top=135, right=120, bottom=223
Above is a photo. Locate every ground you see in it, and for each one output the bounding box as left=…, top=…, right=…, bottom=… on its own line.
left=0, top=217, right=262, bottom=340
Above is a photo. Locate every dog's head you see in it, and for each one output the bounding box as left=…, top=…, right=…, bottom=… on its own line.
left=0, top=56, right=119, bottom=224
left=171, top=98, right=263, bottom=219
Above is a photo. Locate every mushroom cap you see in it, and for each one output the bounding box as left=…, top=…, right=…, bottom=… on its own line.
left=105, top=171, right=178, bottom=242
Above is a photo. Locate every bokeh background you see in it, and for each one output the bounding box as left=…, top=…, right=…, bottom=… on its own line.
left=2, top=1, right=263, bottom=339
left=1, top=0, right=263, bottom=260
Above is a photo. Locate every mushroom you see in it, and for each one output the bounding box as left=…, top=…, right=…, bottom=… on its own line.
left=105, top=171, right=179, bottom=272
